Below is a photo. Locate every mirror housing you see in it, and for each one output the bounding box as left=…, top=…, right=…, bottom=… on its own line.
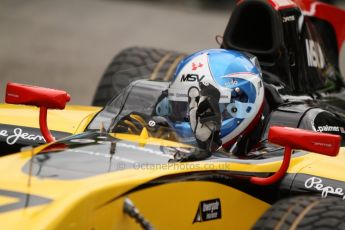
left=250, top=126, right=341, bottom=186
left=6, top=82, right=70, bottom=109
left=5, top=82, right=71, bottom=143
left=268, top=126, right=341, bottom=157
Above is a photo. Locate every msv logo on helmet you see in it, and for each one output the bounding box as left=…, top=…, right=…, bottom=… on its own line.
left=180, top=74, right=206, bottom=82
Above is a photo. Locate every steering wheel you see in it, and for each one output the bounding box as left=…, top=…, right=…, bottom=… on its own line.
left=111, top=112, right=179, bottom=141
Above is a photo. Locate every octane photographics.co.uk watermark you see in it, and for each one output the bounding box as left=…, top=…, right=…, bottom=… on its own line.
left=131, top=162, right=231, bottom=171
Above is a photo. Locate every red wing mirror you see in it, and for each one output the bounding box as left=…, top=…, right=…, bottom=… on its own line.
left=6, top=82, right=70, bottom=109
left=5, top=83, right=71, bottom=143
left=268, top=126, right=341, bottom=157
left=250, top=126, right=341, bottom=186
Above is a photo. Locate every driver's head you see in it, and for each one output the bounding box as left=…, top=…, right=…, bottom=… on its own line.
left=156, top=49, right=264, bottom=151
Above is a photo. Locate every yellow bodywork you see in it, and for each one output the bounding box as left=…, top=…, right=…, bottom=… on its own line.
left=1, top=104, right=345, bottom=229
left=0, top=143, right=344, bottom=229
left=0, top=104, right=101, bottom=134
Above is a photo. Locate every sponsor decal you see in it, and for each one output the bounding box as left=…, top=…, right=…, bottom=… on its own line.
left=282, top=15, right=295, bottom=22
left=257, top=81, right=263, bottom=96
left=70, top=139, right=95, bottom=144
left=192, top=62, right=203, bottom=71
left=312, top=141, right=332, bottom=148
left=305, top=39, right=325, bottom=69
left=316, top=125, right=345, bottom=133
left=6, top=93, right=19, bottom=98
left=304, top=177, right=345, bottom=199
left=193, top=198, right=221, bottom=223
left=168, top=92, right=188, bottom=99
left=224, top=79, right=238, bottom=87
left=148, top=120, right=156, bottom=127
left=181, top=74, right=205, bottom=82
left=0, top=127, right=45, bottom=145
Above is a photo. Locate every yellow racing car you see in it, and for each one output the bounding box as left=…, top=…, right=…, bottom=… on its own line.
left=1, top=0, right=345, bottom=229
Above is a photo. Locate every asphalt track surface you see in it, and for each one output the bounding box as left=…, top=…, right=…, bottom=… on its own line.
left=0, top=0, right=344, bottom=105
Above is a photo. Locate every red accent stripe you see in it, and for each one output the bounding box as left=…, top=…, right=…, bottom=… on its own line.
left=223, top=72, right=256, bottom=77
left=296, top=0, right=345, bottom=51
left=222, top=100, right=265, bottom=149
left=268, top=0, right=296, bottom=10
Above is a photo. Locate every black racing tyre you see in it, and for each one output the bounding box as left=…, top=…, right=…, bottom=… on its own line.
left=92, top=46, right=186, bottom=107
left=253, top=196, right=345, bottom=230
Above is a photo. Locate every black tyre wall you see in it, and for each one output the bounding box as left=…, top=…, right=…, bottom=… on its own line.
left=253, top=196, right=345, bottom=230
left=92, top=47, right=186, bottom=106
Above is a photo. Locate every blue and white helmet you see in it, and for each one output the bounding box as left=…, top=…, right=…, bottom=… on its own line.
left=157, top=49, right=264, bottom=149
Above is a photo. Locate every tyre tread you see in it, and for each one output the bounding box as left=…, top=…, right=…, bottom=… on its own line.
left=253, top=196, right=345, bottom=230
left=92, top=47, right=186, bottom=106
